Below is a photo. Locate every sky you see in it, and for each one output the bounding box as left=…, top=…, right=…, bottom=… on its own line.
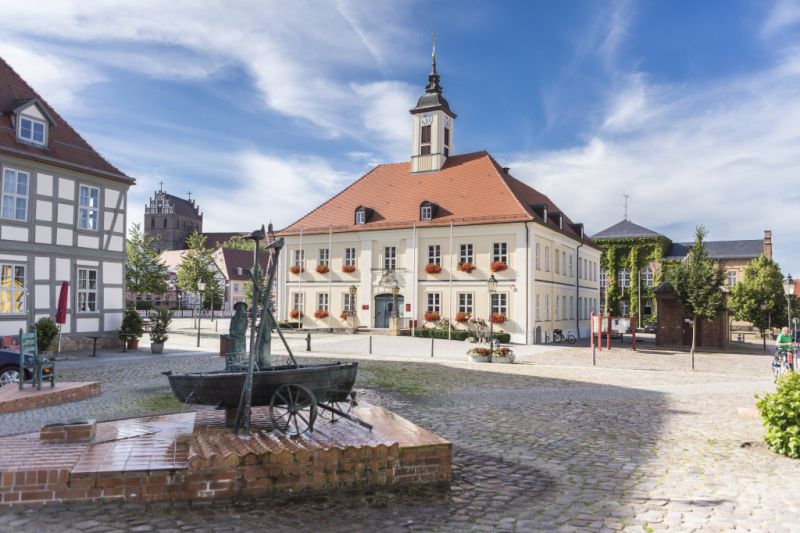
left=1, top=0, right=799, bottom=273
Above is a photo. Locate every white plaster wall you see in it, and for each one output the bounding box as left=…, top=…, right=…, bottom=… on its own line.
left=104, top=312, right=122, bottom=331
left=0, top=225, right=27, bottom=241
left=35, top=284, right=50, bottom=309
left=0, top=320, right=27, bottom=337
left=114, top=216, right=124, bottom=233
left=103, top=262, right=123, bottom=285
left=108, top=235, right=124, bottom=252
left=22, top=105, right=45, bottom=120
left=77, top=235, right=99, bottom=249
left=104, top=287, right=123, bottom=310
left=57, top=203, right=73, bottom=224
left=58, top=178, right=74, bottom=200
left=36, top=200, right=52, bottom=221
left=34, top=257, right=50, bottom=280
left=35, top=225, right=51, bottom=244
left=56, top=228, right=73, bottom=246
left=105, top=189, right=119, bottom=208
left=37, top=173, right=53, bottom=196
left=76, top=318, right=99, bottom=333
left=55, top=258, right=70, bottom=281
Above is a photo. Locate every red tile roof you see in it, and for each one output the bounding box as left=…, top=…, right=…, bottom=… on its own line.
left=278, top=151, right=597, bottom=248
left=215, top=248, right=270, bottom=281
left=0, top=57, right=132, bottom=184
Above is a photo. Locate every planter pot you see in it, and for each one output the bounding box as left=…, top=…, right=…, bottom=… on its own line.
left=127, top=338, right=139, bottom=350
left=468, top=355, right=491, bottom=363
left=492, top=357, right=513, bottom=364
left=151, top=342, right=164, bottom=354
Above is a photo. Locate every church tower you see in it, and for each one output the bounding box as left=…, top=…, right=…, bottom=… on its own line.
left=410, top=36, right=456, bottom=173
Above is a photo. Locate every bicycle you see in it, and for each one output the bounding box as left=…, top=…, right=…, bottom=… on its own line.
left=771, top=348, right=794, bottom=382
left=552, top=329, right=576, bottom=345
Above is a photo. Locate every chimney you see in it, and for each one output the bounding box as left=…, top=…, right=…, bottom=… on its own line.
left=502, top=167, right=510, bottom=174
left=764, top=230, right=772, bottom=259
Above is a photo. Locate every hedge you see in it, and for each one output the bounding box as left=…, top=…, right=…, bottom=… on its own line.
left=413, top=329, right=511, bottom=343
left=278, top=321, right=302, bottom=329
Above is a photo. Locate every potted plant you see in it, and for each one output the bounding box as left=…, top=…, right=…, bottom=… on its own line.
left=424, top=311, right=440, bottom=322
left=290, top=308, right=302, bottom=320
left=490, top=260, right=507, bottom=272
left=425, top=263, right=442, bottom=274
left=314, top=309, right=329, bottom=319
left=458, top=262, right=475, bottom=273
left=289, top=265, right=303, bottom=275
left=492, top=347, right=515, bottom=364
left=342, top=264, right=357, bottom=273
left=119, top=308, right=144, bottom=349
left=340, top=310, right=350, bottom=320
left=455, top=311, right=470, bottom=323
left=490, top=313, right=507, bottom=324
left=148, top=307, right=173, bottom=354
left=467, top=347, right=492, bottom=363
left=316, top=264, right=330, bottom=274
left=33, top=317, right=59, bottom=353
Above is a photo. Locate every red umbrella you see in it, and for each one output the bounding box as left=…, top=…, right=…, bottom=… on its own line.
left=55, top=281, right=69, bottom=324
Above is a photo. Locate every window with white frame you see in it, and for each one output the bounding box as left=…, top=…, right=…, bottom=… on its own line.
left=18, top=115, right=46, bottom=145
left=544, top=246, right=550, bottom=272
left=293, top=249, right=304, bottom=267
left=1, top=168, right=29, bottom=221
left=459, top=243, right=473, bottom=265
left=545, top=294, right=550, bottom=320
left=317, top=293, right=329, bottom=312
left=555, top=294, right=560, bottom=320
left=584, top=298, right=589, bottom=319
left=491, top=293, right=508, bottom=316
left=643, top=267, right=654, bottom=287
left=583, top=259, right=588, bottom=279
left=569, top=254, right=574, bottom=277
left=578, top=257, right=582, bottom=279
left=292, top=292, right=304, bottom=312
left=727, top=271, right=737, bottom=287
left=355, top=210, right=366, bottom=225
left=384, top=246, right=396, bottom=270
left=428, top=244, right=441, bottom=265
left=535, top=294, right=540, bottom=321
left=492, top=242, right=508, bottom=263
left=318, top=248, right=329, bottom=266
left=78, top=184, right=100, bottom=230
left=77, top=268, right=98, bottom=313
left=562, top=251, right=566, bottom=275
left=578, top=297, right=583, bottom=319
left=535, top=243, right=541, bottom=270
left=344, top=247, right=356, bottom=266
left=620, top=301, right=630, bottom=316
left=0, top=264, right=25, bottom=314
left=643, top=299, right=653, bottom=316
left=563, top=296, right=568, bottom=321
left=343, top=292, right=354, bottom=312
left=457, top=292, right=473, bottom=314
left=233, top=282, right=240, bottom=292
left=600, top=270, right=608, bottom=288
left=426, top=292, right=441, bottom=313
left=619, top=268, right=631, bottom=288
left=420, top=124, right=432, bottom=155
left=420, top=205, right=432, bottom=220
left=555, top=250, right=560, bottom=274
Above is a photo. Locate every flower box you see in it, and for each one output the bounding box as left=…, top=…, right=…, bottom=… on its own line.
left=467, top=347, right=492, bottom=363
left=289, top=308, right=302, bottom=319
left=340, top=311, right=350, bottom=320
left=316, top=264, right=330, bottom=274
left=458, top=262, right=475, bottom=273
left=342, top=264, right=357, bottom=273
left=492, top=347, right=515, bottom=363
left=314, top=309, right=329, bottom=319
left=289, top=265, right=303, bottom=275
left=490, top=313, right=506, bottom=324
left=455, top=311, right=470, bottom=323
left=490, top=261, right=507, bottom=272
left=425, top=263, right=442, bottom=274
left=424, top=311, right=440, bottom=322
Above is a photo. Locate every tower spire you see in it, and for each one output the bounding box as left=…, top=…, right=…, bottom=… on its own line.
left=623, top=193, right=630, bottom=220
left=425, top=32, right=442, bottom=94
left=431, top=32, right=437, bottom=75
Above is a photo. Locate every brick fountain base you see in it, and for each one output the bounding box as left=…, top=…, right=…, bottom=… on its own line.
left=0, top=405, right=451, bottom=507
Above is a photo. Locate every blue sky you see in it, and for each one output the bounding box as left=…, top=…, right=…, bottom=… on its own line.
left=2, top=0, right=799, bottom=273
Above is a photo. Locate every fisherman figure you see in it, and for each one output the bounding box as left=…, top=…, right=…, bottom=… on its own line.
left=229, top=301, right=248, bottom=368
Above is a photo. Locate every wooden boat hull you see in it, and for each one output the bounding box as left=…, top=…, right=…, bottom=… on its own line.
left=165, top=362, right=358, bottom=408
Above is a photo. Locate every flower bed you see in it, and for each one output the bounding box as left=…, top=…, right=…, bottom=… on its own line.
left=342, top=264, right=357, bottom=273
left=457, top=262, right=475, bottom=273
left=490, top=261, right=507, bottom=272
left=455, top=311, right=470, bottom=323
left=316, top=264, right=330, bottom=274
left=424, top=311, right=440, bottom=322
left=289, top=265, right=303, bottom=275
left=289, top=309, right=302, bottom=319
left=314, top=309, right=329, bottom=319
left=490, top=313, right=506, bottom=324
left=467, top=347, right=492, bottom=363
left=425, top=263, right=442, bottom=274
left=340, top=310, right=350, bottom=320
left=492, top=347, right=515, bottom=364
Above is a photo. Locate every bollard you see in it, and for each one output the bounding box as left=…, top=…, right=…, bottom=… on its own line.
left=431, top=338, right=434, bottom=358
left=306, top=333, right=311, bottom=352
left=369, top=335, right=372, bottom=354
left=592, top=344, right=596, bottom=366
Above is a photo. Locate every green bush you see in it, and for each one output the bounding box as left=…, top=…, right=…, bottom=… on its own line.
left=756, top=372, right=800, bottom=458
left=119, top=308, right=144, bottom=340
left=149, top=307, right=173, bottom=343
left=33, top=317, right=59, bottom=352
left=279, top=321, right=302, bottom=329
left=413, top=329, right=510, bottom=343
left=135, top=301, right=154, bottom=310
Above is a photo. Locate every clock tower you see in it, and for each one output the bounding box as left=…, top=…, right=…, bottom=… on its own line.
left=410, top=37, right=456, bottom=173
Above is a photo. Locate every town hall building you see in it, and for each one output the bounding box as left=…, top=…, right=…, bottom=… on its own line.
left=277, top=50, right=601, bottom=344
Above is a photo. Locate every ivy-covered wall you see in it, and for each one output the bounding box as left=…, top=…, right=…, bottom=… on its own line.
left=595, top=236, right=672, bottom=322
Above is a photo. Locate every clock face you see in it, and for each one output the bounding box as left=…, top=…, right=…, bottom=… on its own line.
left=420, top=114, right=433, bottom=126
left=444, top=116, right=452, bottom=128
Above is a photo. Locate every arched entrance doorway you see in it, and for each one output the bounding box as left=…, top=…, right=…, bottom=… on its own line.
left=375, top=293, right=404, bottom=328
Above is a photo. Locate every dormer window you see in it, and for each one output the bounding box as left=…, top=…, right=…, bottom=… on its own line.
left=355, top=206, right=367, bottom=225
left=18, top=116, right=46, bottom=145
left=421, top=205, right=432, bottom=220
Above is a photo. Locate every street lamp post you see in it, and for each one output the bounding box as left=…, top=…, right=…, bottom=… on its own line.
left=783, top=274, right=794, bottom=341
left=760, top=302, right=768, bottom=351
left=349, top=285, right=357, bottom=332
left=197, top=281, right=206, bottom=347
left=488, top=274, right=498, bottom=347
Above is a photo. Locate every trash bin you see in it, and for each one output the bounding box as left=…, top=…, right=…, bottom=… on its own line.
left=219, top=334, right=231, bottom=357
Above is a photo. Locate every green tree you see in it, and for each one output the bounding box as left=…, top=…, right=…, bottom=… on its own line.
left=666, top=226, right=725, bottom=369
left=125, top=223, right=168, bottom=303
left=176, top=231, right=223, bottom=310
left=729, top=255, right=788, bottom=349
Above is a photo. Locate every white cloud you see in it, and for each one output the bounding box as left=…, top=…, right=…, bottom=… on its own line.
left=763, top=0, right=800, bottom=36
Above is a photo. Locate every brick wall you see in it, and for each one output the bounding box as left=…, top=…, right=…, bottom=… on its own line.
left=656, top=292, right=729, bottom=349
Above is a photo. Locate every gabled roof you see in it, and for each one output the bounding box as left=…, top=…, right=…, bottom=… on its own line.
left=592, top=219, right=664, bottom=239
left=665, top=240, right=764, bottom=261
left=163, top=193, right=201, bottom=218
left=214, top=248, right=269, bottom=281
left=0, top=57, right=132, bottom=184
left=277, top=151, right=599, bottom=249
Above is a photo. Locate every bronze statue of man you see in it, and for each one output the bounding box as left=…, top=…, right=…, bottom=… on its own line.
left=229, top=301, right=248, bottom=365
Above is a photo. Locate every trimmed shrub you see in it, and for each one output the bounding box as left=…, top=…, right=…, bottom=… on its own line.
left=279, top=321, right=302, bottom=329
left=33, top=318, right=59, bottom=352
left=119, top=308, right=144, bottom=341
left=413, top=329, right=510, bottom=343
left=757, top=372, right=800, bottom=458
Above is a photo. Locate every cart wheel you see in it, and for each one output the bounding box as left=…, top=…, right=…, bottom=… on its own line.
left=320, top=392, right=357, bottom=422
left=270, top=384, right=318, bottom=436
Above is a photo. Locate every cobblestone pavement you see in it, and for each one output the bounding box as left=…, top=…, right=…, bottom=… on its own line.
left=2, top=345, right=799, bottom=532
